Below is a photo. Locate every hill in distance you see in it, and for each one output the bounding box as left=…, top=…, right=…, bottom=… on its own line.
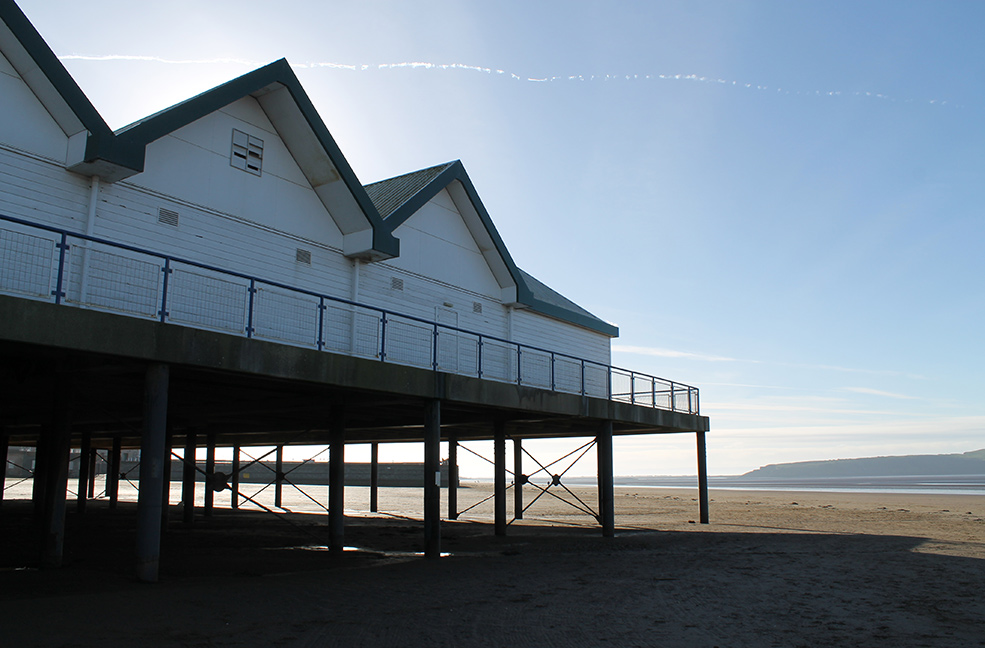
left=738, top=449, right=985, bottom=480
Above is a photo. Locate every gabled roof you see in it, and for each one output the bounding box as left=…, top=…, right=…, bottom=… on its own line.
left=0, top=2, right=397, bottom=260
left=367, top=161, right=618, bottom=337
left=111, top=59, right=398, bottom=260
left=0, top=0, right=122, bottom=164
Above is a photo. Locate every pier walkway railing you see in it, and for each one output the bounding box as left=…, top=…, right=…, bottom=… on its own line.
left=0, top=213, right=699, bottom=414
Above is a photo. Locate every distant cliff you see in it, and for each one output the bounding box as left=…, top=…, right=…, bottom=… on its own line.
left=739, top=449, right=985, bottom=479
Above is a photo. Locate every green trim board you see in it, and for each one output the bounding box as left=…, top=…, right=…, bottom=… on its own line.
left=368, top=161, right=619, bottom=338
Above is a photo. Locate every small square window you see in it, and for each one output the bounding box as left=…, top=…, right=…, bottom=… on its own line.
left=231, top=129, right=263, bottom=176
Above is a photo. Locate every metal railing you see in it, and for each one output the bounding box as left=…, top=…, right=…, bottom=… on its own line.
left=0, top=213, right=699, bottom=414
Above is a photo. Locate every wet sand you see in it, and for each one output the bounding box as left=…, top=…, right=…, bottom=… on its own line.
left=1, top=481, right=983, bottom=647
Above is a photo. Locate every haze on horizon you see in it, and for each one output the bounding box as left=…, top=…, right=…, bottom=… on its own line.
left=14, top=0, right=983, bottom=477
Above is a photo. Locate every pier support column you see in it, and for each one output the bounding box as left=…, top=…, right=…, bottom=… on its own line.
left=448, top=435, right=458, bottom=520
left=231, top=445, right=240, bottom=509
left=513, top=438, right=523, bottom=520
left=697, top=431, right=709, bottom=524
left=204, top=434, right=216, bottom=517
left=423, top=400, right=441, bottom=559
left=136, top=363, right=169, bottom=583
left=597, top=420, right=615, bottom=538
left=77, top=433, right=91, bottom=513
left=41, top=393, right=72, bottom=568
left=274, top=445, right=284, bottom=509
left=328, top=407, right=345, bottom=552
left=494, top=420, right=506, bottom=536
left=107, top=436, right=121, bottom=510
left=181, top=431, right=197, bottom=524
left=369, top=442, right=379, bottom=513
left=162, top=424, right=173, bottom=530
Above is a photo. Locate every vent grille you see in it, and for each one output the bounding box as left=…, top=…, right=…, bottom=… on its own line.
left=390, top=277, right=404, bottom=291
left=473, top=301, right=483, bottom=314
left=295, top=248, right=312, bottom=265
left=158, top=208, right=179, bottom=227
left=231, top=129, right=263, bottom=176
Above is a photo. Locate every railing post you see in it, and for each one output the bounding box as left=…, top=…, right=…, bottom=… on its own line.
left=550, top=353, right=556, bottom=391
left=580, top=360, right=586, bottom=396
left=477, top=335, right=483, bottom=379
left=630, top=371, right=635, bottom=404
left=669, top=381, right=675, bottom=411
left=317, top=297, right=326, bottom=351
left=246, top=278, right=256, bottom=337
left=432, top=323, right=439, bottom=371
left=379, top=312, right=387, bottom=361
left=607, top=366, right=612, bottom=400
left=52, top=232, right=68, bottom=305
left=516, top=344, right=522, bottom=385
left=158, top=258, right=172, bottom=323
left=651, top=377, right=656, bottom=408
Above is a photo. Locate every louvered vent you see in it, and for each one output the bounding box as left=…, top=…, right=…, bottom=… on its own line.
left=390, top=277, right=404, bottom=291
left=473, top=301, right=483, bottom=314
left=231, top=129, right=263, bottom=176
left=296, top=248, right=312, bottom=265
left=158, top=208, right=179, bottom=227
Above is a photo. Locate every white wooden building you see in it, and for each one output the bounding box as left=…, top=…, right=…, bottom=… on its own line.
left=0, top=2, right=618, bottom=394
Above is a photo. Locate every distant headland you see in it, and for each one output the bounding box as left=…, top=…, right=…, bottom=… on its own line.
left=738, top=449, right=985, bottom=480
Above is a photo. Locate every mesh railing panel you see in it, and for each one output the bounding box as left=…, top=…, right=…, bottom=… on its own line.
left=79, top=247, right=161, bottom=318
left=167, top=265, right=248, bottom=333
left=0, top=227, right=55, bottom=298
left=253, top=285, right=319, bottom=347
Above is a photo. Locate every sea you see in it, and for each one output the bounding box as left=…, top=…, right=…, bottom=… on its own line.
left=562, top=474, right=985, bottom=496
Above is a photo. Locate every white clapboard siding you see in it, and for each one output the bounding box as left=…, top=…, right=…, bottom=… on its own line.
left=0, top=147, right=90, bottom=230
left=0, top=50, right=69, bottom=163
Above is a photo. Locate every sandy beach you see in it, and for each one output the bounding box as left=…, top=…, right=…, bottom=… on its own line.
left=1, top=481, right=983, bottom=647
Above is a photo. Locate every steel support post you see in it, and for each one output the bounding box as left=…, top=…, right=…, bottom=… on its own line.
left=77, top=433, right=91, bottom=513
left=204, top=434, right=216, bottom=517
left=369, top=442, right=379, bottom=513
left=41, top=398, right=72, bottom=568
left=136, top=363, right=169, bottom=583
left=87, top=450, right=97, bottom=499
left=494, top=420, right=507, bottom=536
left=33, top=426, right=50, bottom=519
left=697, top=431, right=709, bottom=524
left=0, top=429, right=7, bottom=508
left=231, top=445, right=240, bottom=509
left=107, top=436, right=121, bottom=510
left=274, top=445, right=284, bottom=509
left=423, top=399, right=441, bottom=558
left=162, top=424, right=173, bottom=530
left=181, top=431, right=197, bottom=524
left=328, top=408, right=346, bottom=552
left=597, top=420, right=615, bottom=538
left=513, top=438, right=523, bottom=520
left=448, top=436, right=458, bottom=520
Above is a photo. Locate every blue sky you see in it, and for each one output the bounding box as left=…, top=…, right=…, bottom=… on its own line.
left=16, top=1, right=984, bottom=476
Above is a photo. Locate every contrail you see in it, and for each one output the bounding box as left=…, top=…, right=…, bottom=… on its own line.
left=58, top=55, right=956, bottom=107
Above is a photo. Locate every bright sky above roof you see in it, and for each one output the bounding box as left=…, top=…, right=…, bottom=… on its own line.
left=16, top=0, right=984, bottom=475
